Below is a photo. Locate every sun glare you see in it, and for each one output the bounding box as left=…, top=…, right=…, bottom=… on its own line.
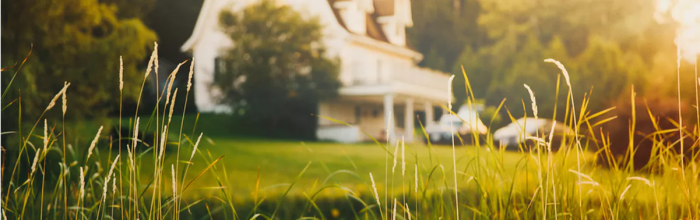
left=656, top=0, right=700, bottom=63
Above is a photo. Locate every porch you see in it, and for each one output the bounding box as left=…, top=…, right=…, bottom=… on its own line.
left=316, top=94, right=448, bottom=143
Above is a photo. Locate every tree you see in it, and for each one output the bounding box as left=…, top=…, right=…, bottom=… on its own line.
left=408, top=0, right=485, bottom=72
left=1, top=0, right=157, bottom=121
left=215, top=1, right=340, bottom=139
left=447, top=0, right=673, bottom=123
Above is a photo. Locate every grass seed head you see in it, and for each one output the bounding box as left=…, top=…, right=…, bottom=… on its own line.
left=524, top=84, right=538, bottom=118
left=86, top=126, right=104, bottom=162
left=44, top=119, right=48, bottom=149
left=102, top=155, right=120, bottom=201
left=369, top=173, right=381, bottom=207
left=46, top=83, right=70, bottom=111
left=448, top=75, right=455, bottom=109
left=165, top=61, right=186, bottom=106
left=172, top=164, right=177, bottom=197
left=62, top=82, right=68, bottom=115
left=168, top=88, right=178, bottom=125
left=190, top=133, right=203, bottom=161
left=544, top=58, right=571, bottom=88
left=79, top=167, right=85, bottom=201
left=187, top=58, right=195, bottom=92
left=119, top=56, right=123, bottom=91
left=144, top=43, right=158, bottom=79
left=30, top=147, right=42, bottom=177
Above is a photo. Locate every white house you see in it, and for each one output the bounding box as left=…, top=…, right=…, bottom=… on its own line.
left=181, top=0, right=453, bottom=143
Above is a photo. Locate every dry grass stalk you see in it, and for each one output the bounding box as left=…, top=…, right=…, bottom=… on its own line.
left=406, top=203, right=412, bottom=220
left=401, top=138, right=405, bottom=176
left=119, top=56, right=123, bottom=91
left=144, top=43, right=158, bottom=79
left=158, top=126, right=168, bottom=166
left=523, top=84, right=538, bottom=118
left=392, top=141, right=399, bottom=174
left=62, top=82, right=68, bottom=115
left=43, top=119, right=48, bottom=149
left=168, top=88, right=178, bottom=125
left=46, top=83, right=70, bottom=111
left=190, top=133, right=203, bottom=161
left=86, top=126, right=104, bottom=162
left=172, top=165, right=177, bottom=197
left=447, top=74, right=459, bottom=219
left=627, top=177, right=653, bottom=187
left=132, top=117, right=140, bottom=149
left=79, top=167, right=85, bottom=202
left=370, top=172, right=381, bottom=207
left=187, top=58, right=195, bottom=92
left=30, top=148, right=41, bottom=177
left=103, top=155, right=120, bottom=199
left=392, top=198, right=397, bottom=220
left=619, top=184, right=632, bottom=200
left=165, top=61, right=186, bottom=107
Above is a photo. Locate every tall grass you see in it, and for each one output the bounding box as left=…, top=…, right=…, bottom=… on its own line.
left=2, top=44, right=700, bottom=220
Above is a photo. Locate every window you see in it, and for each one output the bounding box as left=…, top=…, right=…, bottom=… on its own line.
left=396, top=109, right=405, bottom=129
left=434, top=106, right=442, bottom=121
left=355, top=106, right=362, bottom=124
left=214, top=57, right=226, bottom=80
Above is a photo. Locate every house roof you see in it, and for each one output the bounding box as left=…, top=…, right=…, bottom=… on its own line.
left=327, top=0, right=418, bottom=52
left=327, top=0, right=391, bottom=43
left=374, top=0, right=394, bottom=16
left=180, top=0, right=217, bottom=52
left=183, top=0, right=419, bottom=59
left=365, top=13, right=389, bottom=42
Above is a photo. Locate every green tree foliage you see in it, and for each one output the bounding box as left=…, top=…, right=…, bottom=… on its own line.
left=438, top=0, right=680, bottom=123
left=408, top=0, right=484, bottom=72
left=1, top=0, right=157, bottom=120
left=215, top=1, right=341, bottom=139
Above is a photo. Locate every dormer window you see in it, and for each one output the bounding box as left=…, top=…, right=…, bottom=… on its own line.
left=374, top=0, right=413, bottom=46
left=334, top=0, right=375, bottom=35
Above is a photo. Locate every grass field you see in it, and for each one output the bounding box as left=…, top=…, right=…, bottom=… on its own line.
left=116, top=114, right=613, bottom=213
left=5, top=54, right=700, bottom=219
left=121, top=114, right=531, bottom=198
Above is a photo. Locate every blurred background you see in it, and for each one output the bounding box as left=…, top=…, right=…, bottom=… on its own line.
left=3, top=0, right=699, bottom=137
left=2, top=0, right=700, bottom=218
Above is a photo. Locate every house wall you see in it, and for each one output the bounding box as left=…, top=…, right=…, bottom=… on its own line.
left=318, top=101, right=391, bottom=141
left=187, top=0, right=348, bottom=113
left=192, top=30, right=234, bottom=113
left=318, top=101, right=357, bottom=126
left=356, top=103, right=386, bottom=140
left=338, top=42, right=414, bottom=86
left=184, top=0, right=450, bottom=143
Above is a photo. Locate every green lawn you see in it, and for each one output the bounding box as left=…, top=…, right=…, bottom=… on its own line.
left=39, top=113, right=685, bottom=218
left=123, top=114, right=592, bottom=202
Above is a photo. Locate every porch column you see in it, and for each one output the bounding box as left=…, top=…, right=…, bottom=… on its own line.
left=424, top=101, right=434, bottom=127
left=384, top=94, right=395, bottom=143
left=405, top=98, right=414, bottom=142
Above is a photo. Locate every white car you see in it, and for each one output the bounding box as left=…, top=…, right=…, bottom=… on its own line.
left=493, top=117, right=573, bottom=150
left=424, top=105, right=488, bottom=144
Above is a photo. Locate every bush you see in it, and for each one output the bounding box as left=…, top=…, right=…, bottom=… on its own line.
left=596, top=93, right=697, bottom=171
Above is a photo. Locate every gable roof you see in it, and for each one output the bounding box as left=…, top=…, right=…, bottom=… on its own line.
left=183, top=0, right=418, bottom=58
left=374, top=0, right=394, bottom=16
left=180, top=0, right=218, bottom=52
left=328, top=0, right=418, bottom=50
left=328, top=0, right=393, bottom=43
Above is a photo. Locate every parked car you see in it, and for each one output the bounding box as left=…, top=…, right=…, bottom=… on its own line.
left=492, top=117, right=574, bottom=150
left=424, top=105, right=488, bottom=145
